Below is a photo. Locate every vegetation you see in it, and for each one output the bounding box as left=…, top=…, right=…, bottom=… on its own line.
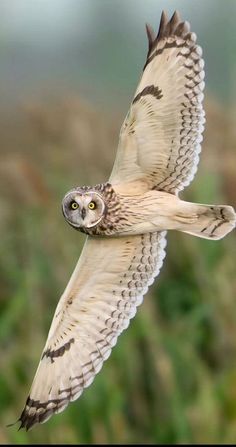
left=0, top=96, right=235, bottom=444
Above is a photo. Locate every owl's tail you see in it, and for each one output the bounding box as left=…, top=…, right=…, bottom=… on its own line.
left=177, top=202, right=236, bottom=240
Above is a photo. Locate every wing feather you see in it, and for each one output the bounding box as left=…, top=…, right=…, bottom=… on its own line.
left=19, top=231, right=166, bottom=430
left=110, top=10, right=205, bottom=194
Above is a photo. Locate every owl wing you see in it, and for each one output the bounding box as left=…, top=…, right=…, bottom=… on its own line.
left=110, top=10, right=205, bottom=194
left=19, top=231, right=166, bottom=430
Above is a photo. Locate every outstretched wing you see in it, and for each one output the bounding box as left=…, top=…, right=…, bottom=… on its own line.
left=19, top=231, right=166, bottom=430
left=110, top=10, right=205, bottom=194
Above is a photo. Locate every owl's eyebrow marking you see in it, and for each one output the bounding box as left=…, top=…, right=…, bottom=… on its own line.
left=132, top=85, right=163, bottom=104
left=41, top=338, right=75, bottom=363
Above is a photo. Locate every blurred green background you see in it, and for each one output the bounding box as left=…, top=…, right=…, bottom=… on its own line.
left=0, top=0, right=236, bottom=444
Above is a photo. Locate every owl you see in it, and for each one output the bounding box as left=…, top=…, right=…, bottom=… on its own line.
left=18, top=10, right=235, bottom=430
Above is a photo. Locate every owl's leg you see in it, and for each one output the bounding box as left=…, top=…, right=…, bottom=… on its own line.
left=173, top=202, right=236, bottom=240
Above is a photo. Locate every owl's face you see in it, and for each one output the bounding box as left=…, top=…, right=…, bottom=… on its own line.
left=62, top=190, right=106, bottom=230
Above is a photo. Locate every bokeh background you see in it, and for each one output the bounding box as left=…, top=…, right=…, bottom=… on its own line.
left=0, top=0, right=236, bottom=444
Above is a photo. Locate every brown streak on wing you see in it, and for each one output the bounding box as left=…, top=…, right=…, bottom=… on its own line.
left=41, top=338, right=75, bottom=363
left=133, top=85, right=163, bottom=104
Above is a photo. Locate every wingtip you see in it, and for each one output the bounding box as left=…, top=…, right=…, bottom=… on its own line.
left=172, top=10, right=181, bottom=20
left=18, top=421, right=25, bottom=431
left=158, top=10, right=169, bottom=37
left=17, top=401, right=38, bottom=432
left=160, top=10, right=169, bottom=25
left=145, top=9, right=193, bottom=52
left=17, top=411, right=38, bottom=431
left=145, top=23, right=156, bottom=51
left=145, top=10, right=169, bottom=55
left=170, top=10, right=181, bottom=27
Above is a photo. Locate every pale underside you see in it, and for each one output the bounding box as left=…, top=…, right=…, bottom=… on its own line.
left=19, top=11, right=206, bottom=430
left=21, top=232, right=166, bottom=427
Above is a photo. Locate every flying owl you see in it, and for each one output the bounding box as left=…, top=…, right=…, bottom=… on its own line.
left=18, top=10, right=236, bottom=430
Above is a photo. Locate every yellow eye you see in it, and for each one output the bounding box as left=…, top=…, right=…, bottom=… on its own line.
left=88, top=201, right=96, bottom=210
left=71, top=201, right=78, bottom=210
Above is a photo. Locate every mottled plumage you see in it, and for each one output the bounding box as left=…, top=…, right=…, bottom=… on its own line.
left=18, top=10, right=236, bottom=430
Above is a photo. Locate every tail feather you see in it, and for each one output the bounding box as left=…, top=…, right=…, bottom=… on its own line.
left=182, top=204, right=236, bottom=240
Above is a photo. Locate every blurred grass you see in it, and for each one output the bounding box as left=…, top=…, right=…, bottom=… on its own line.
left=0, top=95, right=236, bottom=444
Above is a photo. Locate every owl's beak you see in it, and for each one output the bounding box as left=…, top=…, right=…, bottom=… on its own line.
left=81, top=207, right=86, bottom=220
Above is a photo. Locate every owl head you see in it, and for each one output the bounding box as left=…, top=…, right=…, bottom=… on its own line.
left=62, top=188, right=106, bottom=231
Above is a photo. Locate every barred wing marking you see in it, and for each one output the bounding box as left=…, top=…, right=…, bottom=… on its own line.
left=19, top=231, right=166, bottom=430
left=110, top=11, right=205, bottom=194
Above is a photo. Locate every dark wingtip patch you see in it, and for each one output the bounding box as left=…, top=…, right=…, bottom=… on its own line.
left=171, top=10, right=181, bottom=23
left=18, top=394, right=69, bottom=430
left=144, top=10, right=193, bottom=69
left=169, top=10, right=181, bottom=33
left=157, top=10, right=169, bottom=39
left=145, top=23, right=156, bottom=54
